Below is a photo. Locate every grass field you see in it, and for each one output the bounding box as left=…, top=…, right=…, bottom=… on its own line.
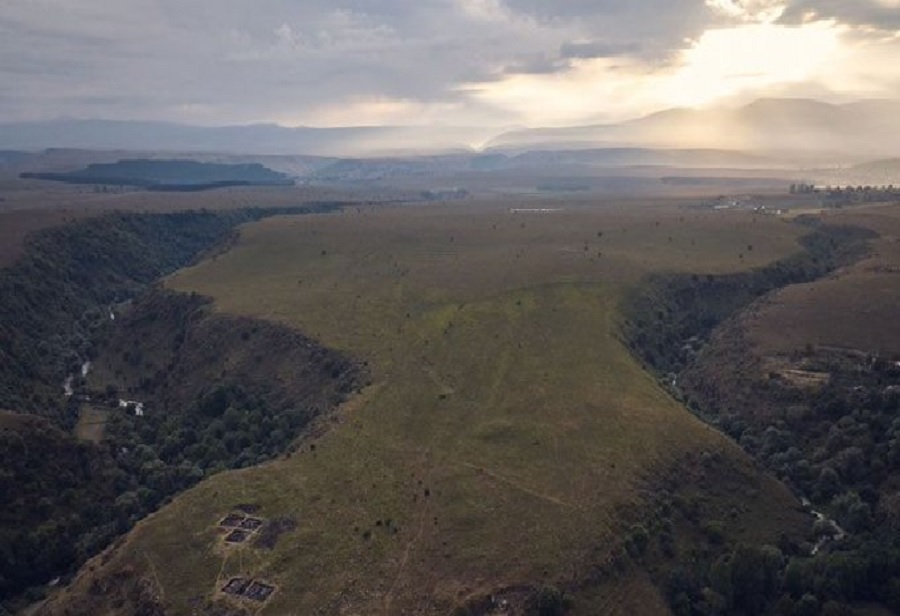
left=73, top=406, right=110, bottom=443
left=43, top=199, right=811, bottom=615
left=747, top=202, right=900, bottom=355
left=0, top=180, right=363, bottom=268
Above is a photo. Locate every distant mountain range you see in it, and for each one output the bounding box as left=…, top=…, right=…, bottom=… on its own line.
left=0, top=119, right=493, bottom=158
left=1, top=99, right=898, bottom=163
left=487, top=99, right=900, bottom=161
left=305, top=148, right=779, bottom=182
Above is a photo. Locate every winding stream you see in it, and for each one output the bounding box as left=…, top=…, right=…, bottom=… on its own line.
left=802, top=497, right=847, bottom=555
left=62, top=361, right=92, bottom=397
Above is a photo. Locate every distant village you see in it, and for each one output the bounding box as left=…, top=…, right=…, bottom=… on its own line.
left=705, top=183, right=900, bottom=215
left=790, top=182, right=900, bottom=207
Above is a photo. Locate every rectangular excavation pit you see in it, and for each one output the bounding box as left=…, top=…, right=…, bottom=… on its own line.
left=239, top=517, right=264, bottom=531
left=244, top=580, right=276, bottom=602
left=222, top=577, right=250, bottom=596
left=221, top=577, right=276, bottom=603
left=224, top=529, right=251, bottom=544
left=219, top=514, right=246, bottom=528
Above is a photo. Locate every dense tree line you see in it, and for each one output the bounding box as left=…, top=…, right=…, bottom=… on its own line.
left=623, top=221, right=874, bottom=379
left=0, top=385, right=334, bottom=607
left=823, top=186, right=900, bottom=208
left=625, top=221, right=900, bottom=612
left=0, top=417, right=123, bottom=603
left=681, top=353, right=900, bottom=614
left=664, top=536, right=900, bottom=615
left=788, top=183, right=900, bottom=207
left=0, top=204, right=353, bottom=608
left=0, top=205, right=340, bottom=422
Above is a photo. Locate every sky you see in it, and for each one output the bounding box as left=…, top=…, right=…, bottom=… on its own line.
left=2, top=0, right=899, bottom=128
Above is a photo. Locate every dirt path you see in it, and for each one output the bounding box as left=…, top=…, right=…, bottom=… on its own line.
left=462, top=462, right=577, bottom=510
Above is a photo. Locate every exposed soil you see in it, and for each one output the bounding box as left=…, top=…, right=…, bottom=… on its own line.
left=221, top=577, right=276, bottom=603
left=218, top=514, right=245, bottom=528
left=223, top=530, right=251, bottom=544
left=252, top=517, right=297, bottom=550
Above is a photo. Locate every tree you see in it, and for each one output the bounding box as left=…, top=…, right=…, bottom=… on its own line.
left=815, top=467, right=841, bottom=501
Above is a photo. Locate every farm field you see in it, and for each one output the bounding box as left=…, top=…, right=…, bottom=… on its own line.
left=41, top=198, right=812, bottom=615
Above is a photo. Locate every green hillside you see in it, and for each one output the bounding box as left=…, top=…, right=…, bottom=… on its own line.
left=40, top=202, right=812, bottom=615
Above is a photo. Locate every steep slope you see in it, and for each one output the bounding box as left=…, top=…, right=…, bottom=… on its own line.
left=0, top=207, right=359, bottom=609
left=0, top=290, right=359, bottom=610
left=0, top=411, right=123, bottom=601
left=37, top=203, right=813, bottom=615
left=652, top=203, right=900, bottom=611
left=0, top=205, right=340, bottom=423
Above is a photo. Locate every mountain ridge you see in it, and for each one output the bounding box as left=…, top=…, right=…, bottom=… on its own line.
left=2, top=98, right=898, bottom=160
left=487, top=98, right=900, bottom=161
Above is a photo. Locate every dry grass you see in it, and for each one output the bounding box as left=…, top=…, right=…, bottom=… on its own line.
left=749, top=202, right=900, bottom=356
left=73, top=406, right=110, bottom=443
left=43, top=198, right=808, bottom=615
left=0, top=180, right=361, bottom=267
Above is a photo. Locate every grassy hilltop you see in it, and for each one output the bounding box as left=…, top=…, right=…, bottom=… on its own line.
left=41, top=199, right=811, bottom=615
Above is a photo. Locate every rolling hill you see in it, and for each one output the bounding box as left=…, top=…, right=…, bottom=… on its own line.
left=35, top=201, right=813, bottom=615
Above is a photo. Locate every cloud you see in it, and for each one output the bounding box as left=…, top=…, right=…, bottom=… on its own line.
left=559, top=41, right=643, bottom=60
left=779, top=0, right=900, bottom=29
left=705, top=0, right=788, bottom=22
left=456, top=0, right=515, bottom=23
left=0, top=0, right=571, bottom=124
left=0, top=0, right=897, bottom=128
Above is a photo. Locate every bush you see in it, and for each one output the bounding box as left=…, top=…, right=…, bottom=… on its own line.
left=701, top=520, right=726, bottom=545
left=526, top=585, right=571, bottom=616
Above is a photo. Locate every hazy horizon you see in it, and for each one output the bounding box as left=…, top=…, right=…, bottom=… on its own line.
left=3, top=96, right=900, bottom=159
left=3, top=95, right=898, bottom=132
